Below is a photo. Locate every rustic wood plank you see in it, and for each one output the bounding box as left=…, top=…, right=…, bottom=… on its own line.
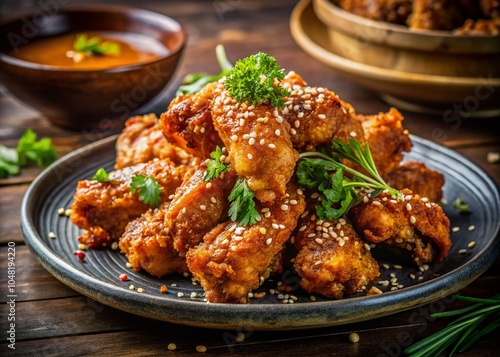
left=0, top=185, right=28, bottom=244
left=0, top=245, right=78, bottom=302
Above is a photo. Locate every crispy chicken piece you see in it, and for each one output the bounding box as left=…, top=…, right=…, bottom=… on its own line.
left=453, top=18, right=500, bottom=34
left=186, top=181, right=306, bottom=303
left=408, top=0, right=479, bottom=31
left=160, top=82, right=223, bottom=159
left=70, top=159, right=189, bottom=248
left=119, top=203, right=188, bottom=277
left=384, top=161, right=445, bottom=203
left=211, top=79, right=298, bottom=204
left=166, top=163, right=237, bottom=255
left=350, top=189, right=451, bottom=265
left=294, top=216, right=380, bottom=299
left=356, top=108, right=412, bottom=175
left=115, top=113, right=194, bottom=169
left=282, top=72, right=364, bottom=152
left=336, top=0, right=413, bottom=25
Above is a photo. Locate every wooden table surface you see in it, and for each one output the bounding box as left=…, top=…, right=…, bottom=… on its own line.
left=1, top=1, right=499, bottom=356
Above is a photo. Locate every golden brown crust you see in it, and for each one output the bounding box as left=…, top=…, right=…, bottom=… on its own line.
left=160, top=82, right=224, bottom=159
left=70, top=159, right=188, bottom=248
left=186, top=181, right=306, bottom=303
left=350, top=189, right=451, bottom=264
left=119, top=203, right=188, bottom=277
left=294, top=216, right=380, bottom=299
left=211, top=79, right=298, bottom=204
left=115, top=113, right=194, bottom=169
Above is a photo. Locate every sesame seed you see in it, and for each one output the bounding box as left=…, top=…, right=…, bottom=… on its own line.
left=468, top=241, right=476, bottom=249
left=372, top=201, right=381, bottom=206
left=181, top=207, right=187, bottom=214
left=299, top=225, right=307, bottom=232
left=266, top=238, right=273, bottom=245
left=137, top=287, right=145, bottom=293
left=230, top=134, right=238, bottom=141
left=168, top=343, right=177, bottom=351
left=129, top=285, right=135, bottom=290
left=48, top=232, right=56, bottom=239
left=247, top=153, right=253, bottom=160
left=57, top=208, right=65, bottom=215
left=281, top=204, right=289, bottom=211
left=459, top=249, right=467, bottom=255
left=394, top=264, right=403, bottom=269
left=297, top=112, right=304, bottom=118
left=65, top=209, right=72, bottom=216
left=468, top=225, right=475, bottom=231
left=275, top=129, right=281, bottom=136
left=111, top=241, right=119, bottom=250
left=315, top=238, right=323, bottom=244
left=410, top=216, right=416, bottom=224
left=239, top=119, right=245, bottom=126
left=363, top=196, right=369, bottom=203
left=349, top=131, right=357, bottom=137
left=200, top=205, right=207, bottom=211
left=196, top=345, right=207, bottom=353
left=406, top=203, right=412, bottom=211
left=268, top=143, right=276, bottom=149
left=248, top=138, right=256, bottom=145
left=318, top=114, right=326, bottom=120
left=314, top=260, right=321, bottom=266
left=452, top=227, right=460, bottom=232
left=177, top=292, right=185, bottom=297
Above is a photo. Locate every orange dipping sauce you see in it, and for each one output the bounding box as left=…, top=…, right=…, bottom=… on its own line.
left=9, top=31, right=168, bottom=70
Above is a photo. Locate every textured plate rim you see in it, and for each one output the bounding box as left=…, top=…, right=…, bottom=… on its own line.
left=21, top=134, right=500, bottom=330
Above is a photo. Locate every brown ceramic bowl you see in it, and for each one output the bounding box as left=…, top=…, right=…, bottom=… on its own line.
left=290, top=0, right=500, bottom=116
left=0, top=6, right=186, bottom=130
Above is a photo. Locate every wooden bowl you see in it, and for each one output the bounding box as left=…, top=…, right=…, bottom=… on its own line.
left=290, top=0, right=500, bottom=116
left=312, top=0, right=500, bottom=78
left=0, top=6, right=186, bottom=130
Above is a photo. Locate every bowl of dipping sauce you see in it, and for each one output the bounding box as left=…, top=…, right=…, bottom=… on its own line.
left=0, top=6, right=186, bottom=130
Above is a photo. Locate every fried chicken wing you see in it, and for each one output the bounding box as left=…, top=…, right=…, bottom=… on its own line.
left=166, top=163, right=237, bottom=255
left=294, top=216, right=380, bottom=299
left=71, top=159, right=189, bottom=248
left=282, top=72, right=364, bottom=152
left=115, top=113, right=194, bottom=169
left=408, top=0, right=478, bottom=31
left=384, top=161, right=445, bottom=202
left=119, top=203, right=187, bottom=277
left=350, top=189, right=451, bottom=265
left=356, top=108, right=412, bottom=175
left=160, top=82, right=223, bottom=159
left=211, top=79, right=298, bottom=204
left=186, top=181, right=306, bottom=303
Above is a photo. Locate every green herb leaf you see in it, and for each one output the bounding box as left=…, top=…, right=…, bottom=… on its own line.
left=297, top=138, right=400, bottom=220
left=453, top=197, right=470, bottom=213
left=74, top=33, right=120, bottom=56
left=225, top=52, right=289, bottom=108
left=0, top=129, right=57, bottom=178
left=204, top=146, right=230, bottom=181
left=130, top=174, right=162, bottom=208
left=176, top=44, right=233, bottom=95
left=228, top=178, right=261, bottom=226
left=404, top=293, right=500, bottom=356
left=92, top=168, right=110, bottom=183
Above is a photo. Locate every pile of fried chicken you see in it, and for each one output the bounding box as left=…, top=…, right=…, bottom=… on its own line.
left=70, top=71, right=451, bottom=303
left=332, top=0, right=500, bottom=34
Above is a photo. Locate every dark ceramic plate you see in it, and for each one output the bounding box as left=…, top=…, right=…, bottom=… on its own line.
left=21, top=135, right=500, bottom=330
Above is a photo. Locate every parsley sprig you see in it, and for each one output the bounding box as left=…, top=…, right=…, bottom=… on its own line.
left=0, top=129, right=57, bottom=178
left=176, top=44, right=233, bottom=95
left=297, top=138, right=401, bottom=220
left=225, top=52, right=289, bottom=108
left=74, top=33, right=120, bottom=56
left=404, top=294, right=500, bottom=356
left=91, top=168, right=162, bottom=208
left=203, top=146, right=230, bottom=181
left=204, top=148, right=260, bottom=226
left=228, top=178, right=261, bottom=226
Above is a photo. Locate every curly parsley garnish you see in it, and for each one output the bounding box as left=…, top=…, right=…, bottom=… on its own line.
left=203, top=146, right=230, bottom=181
left=228, top=178, right=261, bottom=226
left=297, top=138, right=401, bottom=220
left=129, top=174, right=162, bottom=208
left=74, top=33, right=120, bottom=56
left=225, top=52, right=289, bottom=108
left=177, top=44, right=233, bottom=95
left=0, top=129, right=57, bottom=178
